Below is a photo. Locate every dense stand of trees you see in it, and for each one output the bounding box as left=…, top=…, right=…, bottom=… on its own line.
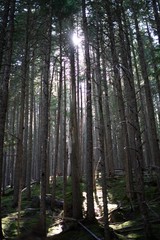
left=0, top=0, right=160, bottom=239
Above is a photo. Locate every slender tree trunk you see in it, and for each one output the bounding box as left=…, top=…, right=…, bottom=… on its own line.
left=82, top=0, right=95, bottom=221
left=117, top=2, right=152, bottom=237
left=10, top=105, right=16, bottom=187
left=105, top=0, right=134, bottom=201
left=2, top=152, right=7, bottom=195
left=36, top=77, right=43, bottom=182
left=94, top=25, right=111, bottom=239
left=0, top=0, right=10, bottom=70
left=100, top=28, right=114, bottom=176
left=26, top=50, right=35, bottom=200
left=22, top=76, right=29, bottom=188
left=128, top=22, right=152, bottom=167
left=40, top=3, right=52, bottom=236
left=13, top=2, right=30, bottom=207
left=69, top=19, right=83, bottom=219
left=51, top=19, right=63, bottom=206
left=152, top=0, right=160, bottom=44
left=145, top=20, right=160, bottom=124
left=132, top=1, right=160, bottom=170
left=76, top=44, right=82, bottom=178
left=63, top=63, right=68, bottom=217
left=0, top=0, right=15, bottom=237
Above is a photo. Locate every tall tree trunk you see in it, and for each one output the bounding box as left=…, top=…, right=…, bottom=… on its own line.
left=63, top=63, right=68, bottom=217
left=26, top=50, right=35, bottom=200
left=117, top=1, right=152, bottom=237
left=51, top=19, right=63, bottom=207
left=0, top=0, right=15, bottom=237
left=94, top=23, right=112, bottom=239
left=132, top=0, right=160, bottom=171
left=0, top=0, right=10, bottom=69
left=22, top=75, right=29, bottom=187
left=100, top=28, right=114, bottom=176
left=40, top=3, right=52, bottom=236
left=10, top=104, right=16, bottom=187
left=128, top=22, right=152, bottom=167
left=145, top=20, right=160, bottom=124
left=13, top=2, right=30, bottom=207
left=69, top=19, right=83, bottom=219
left=36, top=77, right=43, bottom=182
left=105, top=0, right=134, bottom=201
left=82, top=0, right=95, bottom=221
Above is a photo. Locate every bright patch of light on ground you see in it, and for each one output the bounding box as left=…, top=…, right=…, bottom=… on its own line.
left=47, top=219, right=63, bottom=236
left=83, top=190, right=118, bottom=218
left=108, top=203, right=118, bottom=211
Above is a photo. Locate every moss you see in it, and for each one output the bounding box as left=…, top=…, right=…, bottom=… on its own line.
left=2, top=214, right=19, bottom=237
left=48, top=222, right=104, bottom=240
left=2, top=175, right=160, bottom=239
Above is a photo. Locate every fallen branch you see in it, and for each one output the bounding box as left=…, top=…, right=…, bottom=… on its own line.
left=78, top=221, right=102, bottom=240
left=52, top=217, right=103, bottom=240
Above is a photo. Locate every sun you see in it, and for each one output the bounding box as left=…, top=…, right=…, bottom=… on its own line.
left=72, top=33, right=82, bottom=46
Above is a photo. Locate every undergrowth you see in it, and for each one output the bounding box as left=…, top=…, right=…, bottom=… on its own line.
left=1, top=175, right=160, bottom=239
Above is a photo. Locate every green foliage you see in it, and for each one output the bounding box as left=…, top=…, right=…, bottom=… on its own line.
left=1, top=183, right=46, bottom=238
left=52, top=0, right=81, bottom=19
left=2, top=215, right=18, bottom=238
left=154, top=45, right=160, bottom=69
left=108, top=177, right=127, bottom=203
left=1, top=189, right=15, bottom=216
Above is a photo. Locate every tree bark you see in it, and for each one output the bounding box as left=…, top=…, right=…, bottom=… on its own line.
left=63, top=63, right=68, bottom=217
left=82, top=0, right=95, bottom=221
left=26, top=50, right=35, bottom=200
left=51, top=19, right=63, bottom=207
left=0, top=0, right=11, bottom=70
left=132, top=0, right=160, bottom=170
left=100, top=28, right=114, bottom=176
left=152, top=0, right=160, bottom=44
left=0, top=0, right=15, bottom=237
left=40, top=3, right=52, bottom=236
left=69, top=19, right=83, bottom=219
left=94, top=21, right=111, bottom=239
left=13, top=2, right=30, bottom=207
left=105, top=0, right=134, bottom=201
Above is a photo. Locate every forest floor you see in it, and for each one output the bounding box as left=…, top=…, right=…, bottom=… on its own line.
left=1, top=172, right=160, bottom=239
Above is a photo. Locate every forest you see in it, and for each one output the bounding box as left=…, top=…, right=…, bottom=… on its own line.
left=0, top=0, right=160, bottom=239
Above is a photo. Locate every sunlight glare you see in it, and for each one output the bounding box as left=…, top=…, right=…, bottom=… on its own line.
left=72, top=33, right=81, bottom=46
